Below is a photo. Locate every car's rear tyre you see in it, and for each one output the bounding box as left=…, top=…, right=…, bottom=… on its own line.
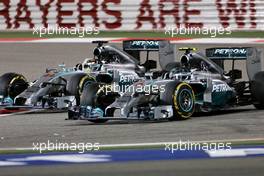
left=0, top=72, right=28, bottom=100
left=80, top=83, right=108, bottom=123
left=66, top=74, right=95, bottom=105
left=251, top=71, right=264, bottom=110
left=160, top=81, right=195, bottom=120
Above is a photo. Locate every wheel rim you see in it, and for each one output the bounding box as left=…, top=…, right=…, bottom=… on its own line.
left=178, top=89, right=193, bottom=112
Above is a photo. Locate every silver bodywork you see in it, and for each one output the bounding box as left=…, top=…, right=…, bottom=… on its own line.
left=14, top=69, right=82, bottom=108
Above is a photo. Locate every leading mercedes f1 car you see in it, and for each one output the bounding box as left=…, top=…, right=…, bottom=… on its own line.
left=68, top=40, right=264, bottom=123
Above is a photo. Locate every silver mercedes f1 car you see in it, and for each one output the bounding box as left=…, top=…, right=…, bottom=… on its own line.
left=68, top=40, right=264, bottom=123
left=0, top=62, right=95, bottom=113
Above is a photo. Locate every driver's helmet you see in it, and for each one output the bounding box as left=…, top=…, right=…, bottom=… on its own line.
left=200, top=60, right=208, bottom=71
left=82, top=58, right=96, bottom=73
left=180, top=55, right=191, bottom=70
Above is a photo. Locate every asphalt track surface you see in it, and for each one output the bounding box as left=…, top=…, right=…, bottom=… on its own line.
left=0, top=43, right=263, bottom=175
left=0, top=105, right=264, bottom=148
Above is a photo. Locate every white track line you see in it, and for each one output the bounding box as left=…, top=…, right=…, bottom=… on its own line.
left=0, top=138, right=263, bottom=151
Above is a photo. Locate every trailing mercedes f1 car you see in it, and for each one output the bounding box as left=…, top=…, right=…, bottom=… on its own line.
left=0, top=59, right=98, bottom=114
left=68, top=40, right=264, bottom=123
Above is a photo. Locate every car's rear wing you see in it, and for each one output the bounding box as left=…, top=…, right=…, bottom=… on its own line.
left=205, top=47, right=248, bottom=60
left=123, top=40, right=160, bottom=51
left=205, top=47, right=262, bottom=80
left=122, top=40, right=160, bottom=61
left=122, top=40, right=179, bottom=71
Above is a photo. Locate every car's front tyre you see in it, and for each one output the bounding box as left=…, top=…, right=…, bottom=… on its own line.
left=172, top=82, right=195, bottom=120
left=80, top=82, right=108, bottom=123
left=66, top=74, right=95, bottom=105
left=160, top=81, right=195, bottom=120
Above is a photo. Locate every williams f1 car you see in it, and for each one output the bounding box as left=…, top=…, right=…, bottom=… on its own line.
left=68, top=40, right=264, bottom=123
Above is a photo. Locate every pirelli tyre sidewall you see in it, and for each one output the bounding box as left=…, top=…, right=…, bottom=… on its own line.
left=80, top=82, right=108, bottom=123
left=66, top=74, right=95, bottom=105
left=0, top=72, right=28, bottom=100
left=67, top=74, right=95, bottom=96
left=173, top=82, right=195, bottom=120
left=81, top=83, right=115, bottom=116
left=78, top=75, right=95, bottom=95
left=80, top=82, right=99, bottom=107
